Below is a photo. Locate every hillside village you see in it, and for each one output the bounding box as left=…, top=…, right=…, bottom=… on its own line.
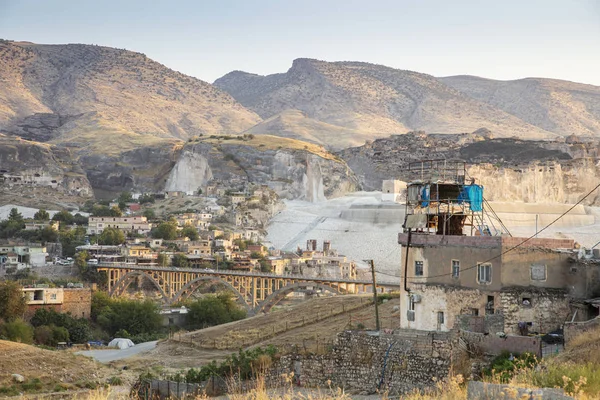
left=1, top=27, right=600, bottom=399
left=0, top=180, right=360, bottom=281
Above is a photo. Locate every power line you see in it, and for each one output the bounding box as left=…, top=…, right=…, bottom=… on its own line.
left=404, top=181, right=600, bottom=282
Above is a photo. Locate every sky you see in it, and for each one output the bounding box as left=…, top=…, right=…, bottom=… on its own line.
left=0, top=0, right=599, bottom=85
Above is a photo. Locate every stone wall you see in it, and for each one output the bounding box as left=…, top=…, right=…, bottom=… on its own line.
left=459, top=331, right=543, bottom=358
left=564, top=316, right=600, bottom=344
left=272, top=330, right=456, bottom=395
left=498, top=288, right=570, bottom=335
left=61, top=288, right=92, bottom=319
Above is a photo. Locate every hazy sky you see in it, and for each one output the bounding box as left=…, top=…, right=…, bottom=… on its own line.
left=1, top=0, right=599, bottom=85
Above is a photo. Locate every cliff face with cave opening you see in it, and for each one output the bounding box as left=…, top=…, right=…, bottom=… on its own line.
left=164, top=136, right=358, bottom=201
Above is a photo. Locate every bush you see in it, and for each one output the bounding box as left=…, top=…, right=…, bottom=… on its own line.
left=169, top=346, right=278, bottom=383
left=186, top=293, right=246, bottom=330
left=1, top=318, right=34, bottom=344
left=30, top=308, right=89, bottom=343
left=484, top=351, right=537, bottom=383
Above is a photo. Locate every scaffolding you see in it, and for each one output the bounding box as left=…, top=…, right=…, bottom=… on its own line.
left=403, top=160, right=510, bottom=237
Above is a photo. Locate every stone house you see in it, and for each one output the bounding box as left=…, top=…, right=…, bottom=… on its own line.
left=397, top=233, right=593, bottom=334
left=22, top=286, right=92, bottom=319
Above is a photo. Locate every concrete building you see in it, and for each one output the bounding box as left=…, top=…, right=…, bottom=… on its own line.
left=24, top=221, right=60, bottom=231
left=87, top=216, right=152, bottom=235
left=0, top=243, right=48, bottom=268
left=398, top=160, right=597, bottom=335
left=382, top=180, right=407, bottom=203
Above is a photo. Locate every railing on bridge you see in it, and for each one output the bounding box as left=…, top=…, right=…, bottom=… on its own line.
left=96, top=264, right=397, bottom=315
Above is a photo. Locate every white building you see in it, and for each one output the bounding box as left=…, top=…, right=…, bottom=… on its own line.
left=381, top=180, right=407, bottom=203
left=87, top=216, right=152, bottom=235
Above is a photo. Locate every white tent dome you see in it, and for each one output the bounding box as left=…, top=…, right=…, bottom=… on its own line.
left=108, top=338, right=135, bottom=349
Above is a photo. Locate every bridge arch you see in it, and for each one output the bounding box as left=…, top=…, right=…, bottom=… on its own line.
left=252, top=282, right=343, bottom=315
left=110, top=271, right=169, bottom=301
left=170, top=276, right=251, bottom=311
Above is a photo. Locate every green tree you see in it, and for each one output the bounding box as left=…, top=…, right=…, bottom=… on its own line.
left=72, top=213, right=89, bottom=225
left=118, top=191, right=133, bottom=203
left=30, top=308, right=89, bottom=343
left=172, top=253, right=190, bottom=269
left=95, top=298, right=161, bottom=336
left=75, top=250, right=90, bottom=276
left=143, top=209, right=156, bottom=219
left=91, top=205, right=113, bottom=217
left=0, top=318, right=34, bottom=344
left=98, top=227, right=125, bottom=245
left=33, top=209, right=50, bottom=221
left=59, top=226, right=87, bottom=257
left=152, top=220, right=178, bottom=240
left=52, top=210, right=74, bottom=225
left=0, top=281, right=26, bottom=321
left=157, top=252, right=169, bottom=267
left=186, top=293, right=246, bottom=329
left=110, top=206, right=123, bottom=217
left=259, top=259, right=272, bottom=273
left=8, top=207, right=24, bottom=224
left=34, top=325, right=69, bottom=346
left=39, top=225, right=59, bottom=243
left=181, top=225, right=199, bottom=241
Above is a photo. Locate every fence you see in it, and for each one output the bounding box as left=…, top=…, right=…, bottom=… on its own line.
left=142, top=379, right=204, bottom=399
left=170, top=297, right=383, bottom=350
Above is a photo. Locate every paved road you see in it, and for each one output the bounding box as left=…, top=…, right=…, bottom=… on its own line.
left=76, top=340, right=158, bottom=363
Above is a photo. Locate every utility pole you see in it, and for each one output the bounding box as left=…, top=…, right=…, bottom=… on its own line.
left=369, top=259, right=381, bottom=331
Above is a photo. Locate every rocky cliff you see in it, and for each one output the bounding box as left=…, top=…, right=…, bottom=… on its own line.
left=339, top=131, right=600, bottom=205
left=0, top=134, right=93, bottom=208
left=164, top=135, right=358, bottom=201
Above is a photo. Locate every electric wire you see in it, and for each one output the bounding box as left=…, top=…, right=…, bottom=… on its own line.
left=403, top=181, right=600, bottom=282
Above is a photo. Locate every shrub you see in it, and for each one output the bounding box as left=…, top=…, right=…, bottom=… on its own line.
left=1, top=318, right=34, bottom=344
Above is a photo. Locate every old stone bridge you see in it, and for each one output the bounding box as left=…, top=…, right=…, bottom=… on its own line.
left=97, top=265, right=397, bottom=315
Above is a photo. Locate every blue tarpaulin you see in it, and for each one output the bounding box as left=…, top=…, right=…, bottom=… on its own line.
left=459, top=184, right=483, bottom=211
left=421, top=185, right=430, bottom=207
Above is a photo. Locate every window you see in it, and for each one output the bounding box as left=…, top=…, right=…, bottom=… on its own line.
left=414, top=261, right=424, bottom=276
left=485, top=295, right=495, bottom=315
left=477, top=263, right=492, bottom=284
left=437, top=311, right=444, bottom=324
left=451, top=260, right=460, bottom=278
left=530, top=264, right=547, bottom=281
left=50, top=293, right=57, bottom=300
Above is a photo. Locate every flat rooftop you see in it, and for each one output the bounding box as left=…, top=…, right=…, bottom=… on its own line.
left=398, top=233, right=575, bottom=250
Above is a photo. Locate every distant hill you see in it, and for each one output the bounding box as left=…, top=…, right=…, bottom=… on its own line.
left=0, top=39, right=261, bottom=153
left=440, top=75, right=600, bottom=137
left=215, top=59, right=557, bottom=149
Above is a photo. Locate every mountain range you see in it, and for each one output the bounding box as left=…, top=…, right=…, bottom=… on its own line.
left=2, top=39, right=600, bottom=200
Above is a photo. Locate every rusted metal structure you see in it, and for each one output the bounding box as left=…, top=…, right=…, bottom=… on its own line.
left=97, top=265, right=395, bottom=315
left=403, top=159, right=510, bottom=237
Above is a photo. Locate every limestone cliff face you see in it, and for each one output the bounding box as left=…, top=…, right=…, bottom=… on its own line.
left=81, top=142, right=183, bottom=196
left=164, top=150, right=213, bottom=193
left=470, top=159, right=600, bottom=205
left=165, top=137, right=358, bottom=201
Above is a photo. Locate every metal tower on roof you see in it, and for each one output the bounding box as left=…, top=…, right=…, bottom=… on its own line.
left=403, top=159, right=510, bottom=237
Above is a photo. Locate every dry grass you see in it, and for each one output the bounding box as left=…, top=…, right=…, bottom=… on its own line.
left=173, top=295, right=388, bottom=350
left=0, top=340, right=134, bottom=396
left=200, top=134, right=341, bottom=161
